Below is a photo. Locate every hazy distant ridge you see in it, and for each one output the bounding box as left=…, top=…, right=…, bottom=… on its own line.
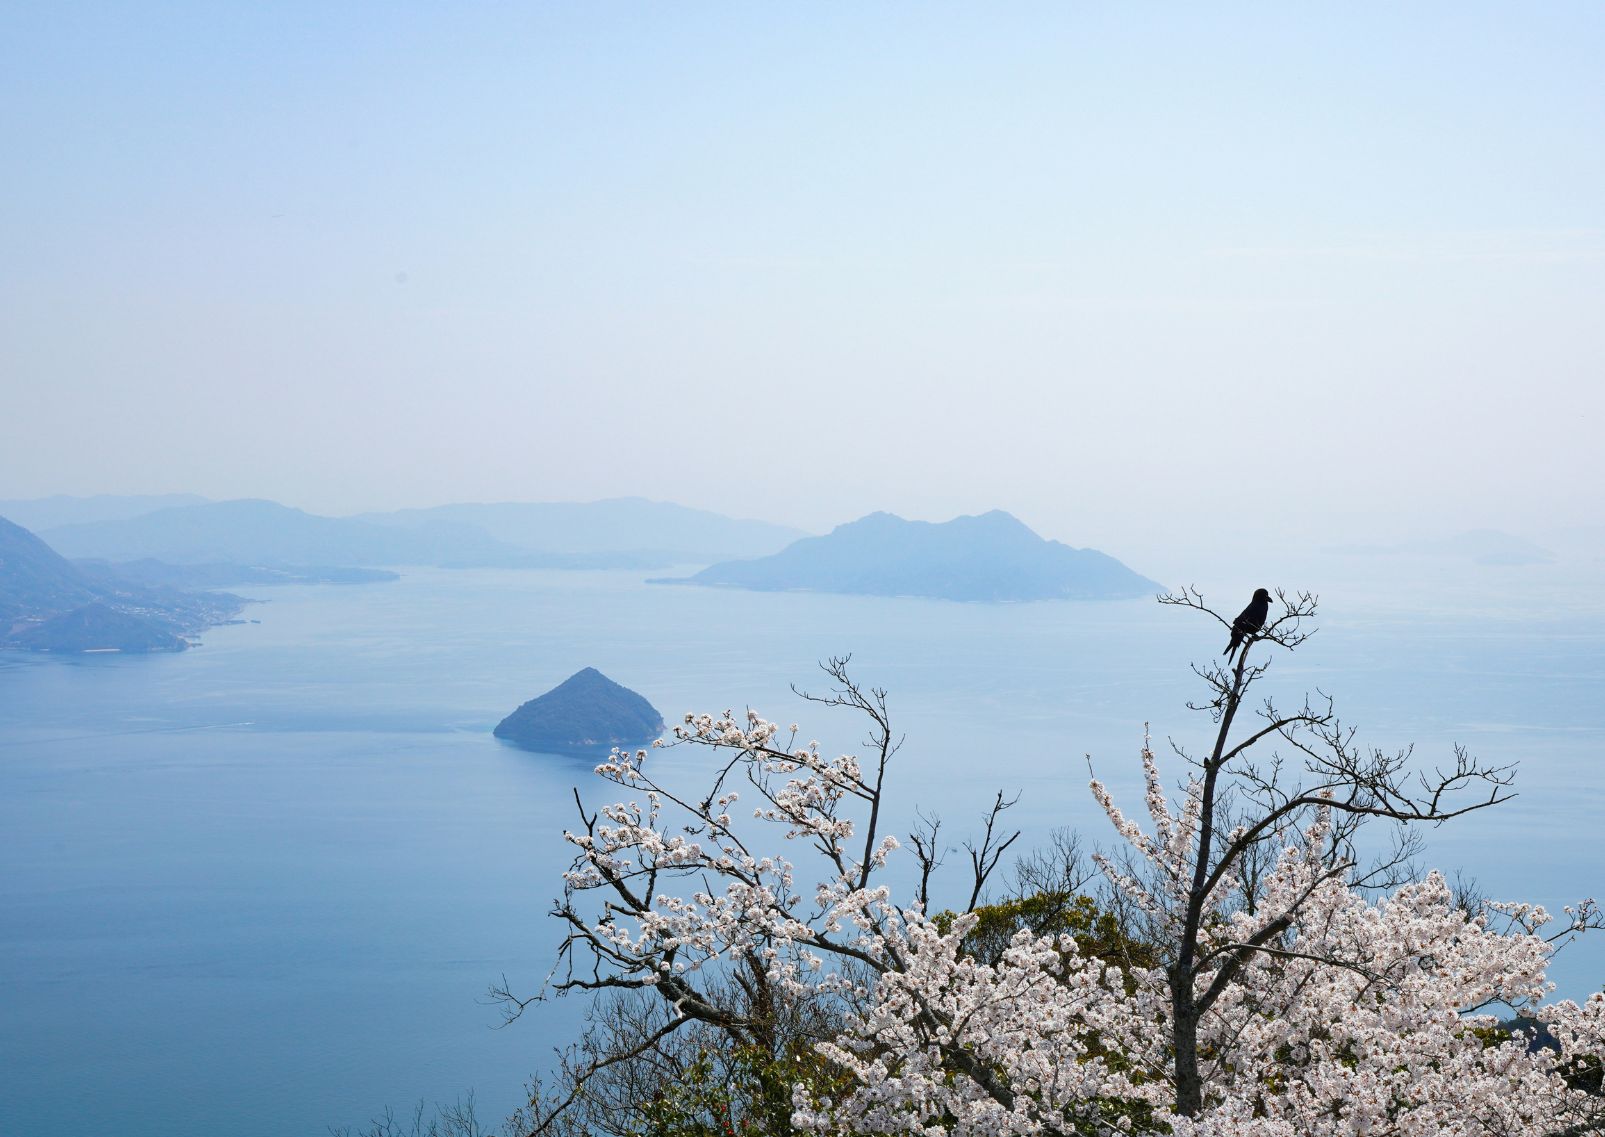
left=0, top=493, right=209, bottom=533
left=41, top=499, right=525, bottom=568
left=355, top=498, right=806, bottom=561
left=659, top=510, right=1161, bottom=602
left=40, top=497, right=806, bottom=570
left=0, top=514, right=241, bottom=651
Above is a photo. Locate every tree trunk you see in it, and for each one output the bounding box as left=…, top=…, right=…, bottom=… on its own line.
left=1171, top=968, right=1203, bottom=1117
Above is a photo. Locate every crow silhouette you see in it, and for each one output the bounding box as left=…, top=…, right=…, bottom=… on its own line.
left=1223, top=588, right=1272, bottom=658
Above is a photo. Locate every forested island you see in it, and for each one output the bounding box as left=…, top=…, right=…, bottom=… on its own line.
left=494, top=668, right=665, bottom=753
left=654, top=510, right=1160, bottom=602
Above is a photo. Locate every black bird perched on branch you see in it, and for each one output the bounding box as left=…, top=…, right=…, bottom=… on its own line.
left=1223, top=588, right=1272, bottom=658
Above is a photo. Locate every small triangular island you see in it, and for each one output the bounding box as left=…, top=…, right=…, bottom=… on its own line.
left=493, top=667, right=665, bottom=754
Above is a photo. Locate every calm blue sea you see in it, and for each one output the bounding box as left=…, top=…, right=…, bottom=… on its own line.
left=3, top=562, right=1603, bottom=1136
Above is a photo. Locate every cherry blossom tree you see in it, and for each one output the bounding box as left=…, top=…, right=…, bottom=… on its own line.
left=523, top=595, right=1604, bottom=1137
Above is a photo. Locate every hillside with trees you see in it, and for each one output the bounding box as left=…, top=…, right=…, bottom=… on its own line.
left=0, top=515, right=241, bottom=652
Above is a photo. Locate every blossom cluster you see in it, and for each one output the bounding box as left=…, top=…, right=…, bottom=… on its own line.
left=559, top=705, right=1604, bottom=1137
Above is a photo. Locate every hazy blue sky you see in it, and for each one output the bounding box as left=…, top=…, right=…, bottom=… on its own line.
left=4, top=3, right=1602, bottom=556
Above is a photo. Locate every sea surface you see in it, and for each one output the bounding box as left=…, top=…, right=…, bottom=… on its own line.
left=3, top=561, right=1603, bottom=1136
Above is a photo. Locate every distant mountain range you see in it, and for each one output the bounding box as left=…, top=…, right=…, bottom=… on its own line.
left=355, top=498, right=806, bottom=562
left=0, top=515, right=242, bottom=653
left=41, top=499, right=525, bottom=568
left=655, top=510, right=1161, bottom=602
left=0, top=493, right=209, bottom=533
left=37, top=496, right=807, bottom=571
left=9, top=496, right=1160, bottom=611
